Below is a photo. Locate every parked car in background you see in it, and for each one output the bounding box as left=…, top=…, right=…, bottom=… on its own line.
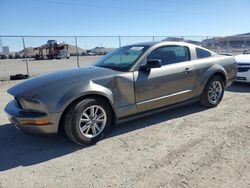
left=5, top=42, right=237, bottom=145
left=86, top=51, right=97, bottom=56
left=235, top=49, right=250, bottom=83
left=0, top=54, right=7, bottom=59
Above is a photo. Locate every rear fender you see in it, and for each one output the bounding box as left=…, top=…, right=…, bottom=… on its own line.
left=199, top=64, right=227, bottom=93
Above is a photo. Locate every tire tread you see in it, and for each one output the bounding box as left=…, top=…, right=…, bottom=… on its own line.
left=200, top=75, right=224, bottom=107
left=63, top=97, right=112, bottom=145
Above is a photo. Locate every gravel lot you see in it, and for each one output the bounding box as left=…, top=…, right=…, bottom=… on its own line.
left=0, top=56, right=102, bottom=80
left=0, top=80, right=250, bottom=188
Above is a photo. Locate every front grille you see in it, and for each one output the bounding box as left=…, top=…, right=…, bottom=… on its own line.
left=238, top=67, right=250, bottom=72
left=236, top=76, right=247, bottom=81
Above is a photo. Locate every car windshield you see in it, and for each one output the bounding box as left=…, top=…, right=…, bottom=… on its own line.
left=94, top=45, right=149, bottom=71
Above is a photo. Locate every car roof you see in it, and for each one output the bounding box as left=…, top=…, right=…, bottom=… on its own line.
left=127, top=41, right=217, bottom=55
left=127, top=41, right=199, bottom=48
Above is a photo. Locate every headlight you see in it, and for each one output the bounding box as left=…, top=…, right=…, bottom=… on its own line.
left=237, top=63, right=250, bottom=73
left=16, top=97, right=42, bottom=112
left=237, top=63, right=250, bottom=67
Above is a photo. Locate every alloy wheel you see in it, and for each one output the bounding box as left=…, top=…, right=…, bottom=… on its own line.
left=78, top=105, right=107, bottom=138
left=208, top=81, right=223, bottom=104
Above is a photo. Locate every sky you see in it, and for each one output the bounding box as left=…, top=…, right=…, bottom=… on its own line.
left=0, top=0, right=250, bottom=51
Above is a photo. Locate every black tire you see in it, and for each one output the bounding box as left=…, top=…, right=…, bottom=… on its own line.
left=200, top=75, right=224, bottom=107
left=64, top=97, right=112, bottom=145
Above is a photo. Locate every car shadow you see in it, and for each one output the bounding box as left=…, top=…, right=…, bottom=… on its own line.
left=226, top=82, right=250, bottom=93
left=110, top=102, right=206, bottom=138
left=0, top=123, right=82, bottom=171
left=0, top=102, right=206, bottom=172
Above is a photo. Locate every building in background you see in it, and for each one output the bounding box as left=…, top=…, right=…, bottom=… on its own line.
left=2, top=46, right=10, bottom=55
left=202, top=33, right=250, bottom=48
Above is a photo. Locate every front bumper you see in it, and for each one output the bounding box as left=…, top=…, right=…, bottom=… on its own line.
left=236, top=64, right=250, bottom=83
left=236, top=71, right=250, bottom=83
left=4, top=100, right=60, bottom=135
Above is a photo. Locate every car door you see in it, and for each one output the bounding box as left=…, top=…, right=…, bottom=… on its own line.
left=134, top=45, right=198, bottom=112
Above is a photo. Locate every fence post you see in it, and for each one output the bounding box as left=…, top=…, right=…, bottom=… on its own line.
left=118, top=36, right=121, bottom=47
left=75, top=36, right=80, bottom=68
left=21, top=36, right=30, bottom=77
left=227, top=38, right=229, bottom=53
left=244, top=37, right=247, bottom=50
left=206, top=36, right=209, bottom=46
left=152, top=36, right=155, bottom=42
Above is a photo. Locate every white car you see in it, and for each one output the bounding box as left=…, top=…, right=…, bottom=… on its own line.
left=235, top=49, right=250, bottom=83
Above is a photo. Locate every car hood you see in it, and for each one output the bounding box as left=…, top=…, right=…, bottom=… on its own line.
left=8, top=66, right=120, bottom=97
left=235, top=54, right=250, bottom=64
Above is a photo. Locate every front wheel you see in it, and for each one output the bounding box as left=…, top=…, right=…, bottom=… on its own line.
left=64, top=97, right=112, bottom=145
left=200, top=76, right=224, bottom=107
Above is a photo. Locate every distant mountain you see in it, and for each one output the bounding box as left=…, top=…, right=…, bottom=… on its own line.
left=234, top=32, right=250, bottom=36
left=162, top=37, right=202, bottom=45
left=67, top=44, right=86, bottom=54
left=89, top=47, right=113, bottom=54
left=18, top=47, right=37, bottom=55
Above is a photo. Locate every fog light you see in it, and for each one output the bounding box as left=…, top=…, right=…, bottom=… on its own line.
left=20, top=119, right=50, bottom=125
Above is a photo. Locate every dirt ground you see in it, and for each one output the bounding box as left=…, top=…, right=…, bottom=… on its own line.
left=0, top=56, right=101, bottom=80
left=0, top=80, right=250, bottom=188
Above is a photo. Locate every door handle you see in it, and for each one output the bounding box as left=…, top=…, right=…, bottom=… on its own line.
left=184, top=68, right=192, bottom=74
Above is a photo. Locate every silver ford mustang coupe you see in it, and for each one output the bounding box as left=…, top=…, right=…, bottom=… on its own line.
left=5, top=42, right=237, bottom=145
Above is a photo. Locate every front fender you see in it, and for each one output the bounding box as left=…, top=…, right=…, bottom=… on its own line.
left=34, top=80, right=114, bottom=115
left=55, top=80, right=116, bottom=114
left=36, top=72, right=135, bottom=119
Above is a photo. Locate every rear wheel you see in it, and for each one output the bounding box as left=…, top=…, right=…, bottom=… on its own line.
left=64, top=97, right=112, bottom=145
left=200, top=76, right=224, bottom=107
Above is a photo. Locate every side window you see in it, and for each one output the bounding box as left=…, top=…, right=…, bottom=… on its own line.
left=196, top=47, right=211, bottom=59
left=147, top=46, right=190, bottom=66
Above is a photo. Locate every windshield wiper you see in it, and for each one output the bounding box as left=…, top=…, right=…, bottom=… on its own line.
left=95, top=65, right=125, bottom=71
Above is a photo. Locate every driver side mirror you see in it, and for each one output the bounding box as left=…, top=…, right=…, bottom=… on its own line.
left=140, top=59, right=162, bottom=71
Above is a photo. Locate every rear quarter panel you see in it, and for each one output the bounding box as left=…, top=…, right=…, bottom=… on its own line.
left=193, top=55, right=237, bottom=94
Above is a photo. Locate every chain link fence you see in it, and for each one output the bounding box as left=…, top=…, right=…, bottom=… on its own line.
left=0, top=35, right=250, bottom=80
